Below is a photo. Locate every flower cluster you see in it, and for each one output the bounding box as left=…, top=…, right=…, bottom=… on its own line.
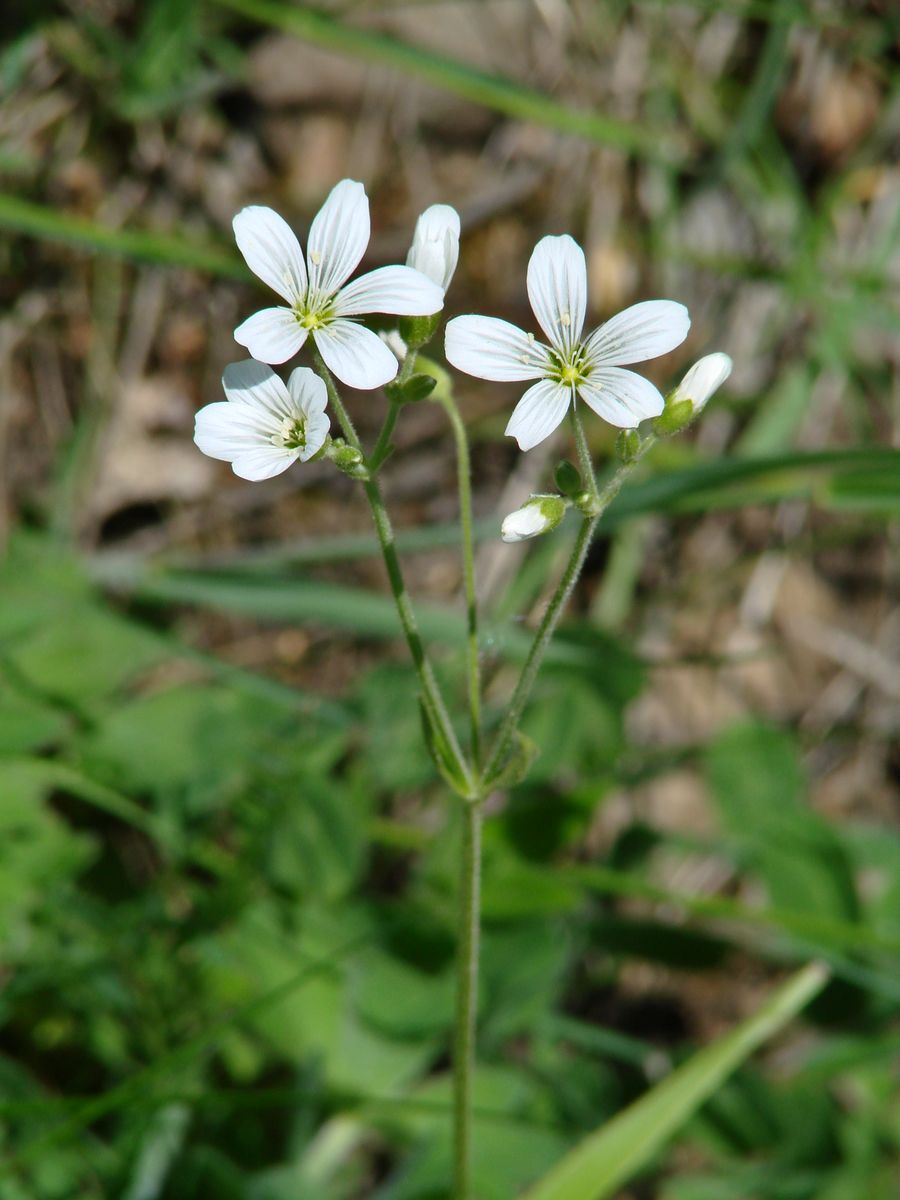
left=194, top=178, right=732, bottom=509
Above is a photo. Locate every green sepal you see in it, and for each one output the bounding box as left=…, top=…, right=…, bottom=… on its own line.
left=616, top=429, right=641, bottom=463
left=482, top=730, right=540, bottom=792
left=654, top=397, right=694, bottom=436
left=385, top=373, right=437, bottom=405
left=554, top=459, right=582, bottom=498
left=399, top=312, right=441, bottom=350
left=326, top=439, right=369, bottom=480
left=419, top=699, right=471, bottom=797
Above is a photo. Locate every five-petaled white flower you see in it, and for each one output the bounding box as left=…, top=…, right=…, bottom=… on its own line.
left=233, top=179, right=444, bottom=390
left=670, top=352, right=732, bottom=414
left=445, top=235, right=691, bottom=450
left=194, top=359, right=330, bottom=481
left=406, top=204, right=460, bottom=295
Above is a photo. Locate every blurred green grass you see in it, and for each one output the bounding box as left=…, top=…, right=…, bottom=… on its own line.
left=1, top=0, right=898, bottom=1198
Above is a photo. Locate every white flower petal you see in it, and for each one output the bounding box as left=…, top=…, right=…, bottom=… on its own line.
left=222, top=359, right=294, bottom=419
left=313, top=319, right=399, bottom=390
left=194, top=400, right=277, bottom=461
left=584, top=300, right=690, bottom=367
left=300, top=410, right=331, bottom=461
left=234, top=307, right=307, bottom=365
left=444, top=315, right=551, bottom=382
left=287, top=366, right=329, bottom=419
left=333, top=265, right=444, bottom=318
left=306, top=179, right=370, bottom=299
left=505, top=379, right=572, bottom=451
left=233, top=206, right=307, bottom=304
left=231, top=447, right=299, bottom=481
left=527, top=234, right=587, bottom=355
left=407, top=203, right=460, bottom=291
left=671, top=352, right=732, bottom=413
left=578, top=367, right=664, bottom=428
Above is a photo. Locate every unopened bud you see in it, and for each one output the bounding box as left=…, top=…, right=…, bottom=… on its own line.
left=501, top=494, right=567, bottom=543
left=327, top=439, right=369, bottom=479
left=616, top=429, right=641, bottom=463
left=406, top=204, right=460, bottom=294
left=399, top=312, right=441, bottom=350
left=656, top=352, right=733, bottom=435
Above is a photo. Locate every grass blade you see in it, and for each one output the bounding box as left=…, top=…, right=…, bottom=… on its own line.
left=213, top=0, right=684, bottom=162
left=0, top=193, right=247, bottom=278
left=521, top=962, right=828, bottom=1200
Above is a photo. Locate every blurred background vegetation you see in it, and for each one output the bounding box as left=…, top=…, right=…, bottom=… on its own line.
left=1, top=1, right=898, bottom=1197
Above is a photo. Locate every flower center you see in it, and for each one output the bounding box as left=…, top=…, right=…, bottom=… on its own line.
left=548, top=346, right=587, bottom=387
left=271, top=415, right=307, bottom=450
left=295, top=293, right=335, bottom=330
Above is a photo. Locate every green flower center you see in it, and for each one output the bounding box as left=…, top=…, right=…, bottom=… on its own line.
left=272, top=416, right=307, bottom=450
left=548, top=347, right=588, bottom=387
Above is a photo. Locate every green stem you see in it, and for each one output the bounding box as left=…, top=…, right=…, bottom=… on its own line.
left=433, top=388, right=482, bottom=767
left=313, top=349, right=473, bottom=795
left=480, top=437, right=655, bottom=789
left=369, top=402, right=401, bottom=471
left=571, top=404, right=600, bottom=502
left=453, top=798, right=482, bottom=1200
left=370, top=347, right=419, bottom=472
left=481, top=512, right=597, bottom=786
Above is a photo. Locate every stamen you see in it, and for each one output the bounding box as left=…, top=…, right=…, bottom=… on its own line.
left=309, top=250, right=322, bottom=266
left=271, top=415, right=307, bottom=449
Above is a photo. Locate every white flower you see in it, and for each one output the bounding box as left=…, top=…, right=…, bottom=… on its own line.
left=233, top=179, right=444, bottom=389
left=444, top=234, right=690, bottom=451
left=194, top=359, right=330, bottom=481
left=501, top=494, right=567, bottom=543
left=670, top=352, right=732, bottom=414
left=406, top=203, right=460, bottom=294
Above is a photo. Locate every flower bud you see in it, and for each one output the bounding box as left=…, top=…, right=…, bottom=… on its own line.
left=670, top=353, right=733, bottom=416
left=501, top=494, right=567, bottom=543
left=615, top=429, right=641, bottom=464
left=406, top=204, right=461, bottom=295
left=327, top=439, right=369, bottom=479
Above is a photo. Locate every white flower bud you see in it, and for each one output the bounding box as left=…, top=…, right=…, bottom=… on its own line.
left=501, top=494, right=567, bottom=543
left=671, top=352, right=732, bottom=415
left=379, top=328, right=409, bottom=364
left=406, top=204, right=461, bottom=294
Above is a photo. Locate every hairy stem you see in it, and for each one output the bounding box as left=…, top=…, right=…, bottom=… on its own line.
left=571, top=403, right=600, bottom=502
left=370, top=346, right=419, bottom=470
left=480, top=436, right=655, bottom=789
left=433, top=387, right=482, bottom=767
left=314, top=349, right=473, bottom=794
left=453, top=798, right=482, bottom=1200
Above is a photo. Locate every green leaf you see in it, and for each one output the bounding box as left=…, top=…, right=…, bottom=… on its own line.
left=481, top=729, right=540, bottom=791
left=385, top=372, right=437, bottom=405
left=0, top=683, right=68, bottom=754
left=521, top=962, right=828, bottom=1200
left=705, top=722, right=859, bottom=920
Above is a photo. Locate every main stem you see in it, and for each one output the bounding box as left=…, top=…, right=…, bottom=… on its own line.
left=313, top=350, right=473, bottom=795
left=453, top=798, right=482, bottom=1200
left=434, top=388, right=482, bottom=767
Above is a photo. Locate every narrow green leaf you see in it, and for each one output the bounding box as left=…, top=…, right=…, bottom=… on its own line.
left=213, top=0, right=683, bottom=161
left=0, top=193, right=247, bottom=278
left=521, top=962, right=828, bottom=1200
